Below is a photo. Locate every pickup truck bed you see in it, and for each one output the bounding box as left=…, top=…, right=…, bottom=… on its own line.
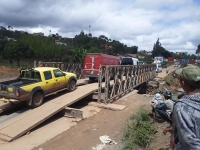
left=1, top=79, right=39, bottom=87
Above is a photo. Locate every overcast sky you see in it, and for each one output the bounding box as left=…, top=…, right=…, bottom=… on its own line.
left=0, top=0, right=200, bottom=54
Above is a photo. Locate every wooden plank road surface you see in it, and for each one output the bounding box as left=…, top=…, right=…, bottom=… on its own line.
left=0, top=82, right=100, bottom=142
left=0, top=78, right=89, bottom=113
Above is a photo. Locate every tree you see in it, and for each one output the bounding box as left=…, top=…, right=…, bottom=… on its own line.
left=71, top=47, right=87, bottom=63
left=138, top=55, right=153, bottom=64
left=189, top=54, right=197, bottom=60
left=196, top=44, right=200, bottom=54
left=8, top=25, right=13, bottom=30
left=111, top=41, right=124, bottom=55
left=3, top=41, right=33, bottom=66
left=2, top=41, right=15, bottom=64
left=0, top=26, right=7, bottom=30
left=0, top=39, right=7, bottom=53
left=152, top=38, right=172, bottom=58
left=130, top=46, right=138, bottom=54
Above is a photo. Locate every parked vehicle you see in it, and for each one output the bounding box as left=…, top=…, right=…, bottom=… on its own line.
left=156, top=67, right=162, bottom=73
left=0, top=67, right=77, bottom=107
left=83, top=53, right=120, bottom=81
left=138, top=61, right=147, bottom=65
left=121, top=57, right=139, bottom=65
left=155, top=64, right=162, bottom=73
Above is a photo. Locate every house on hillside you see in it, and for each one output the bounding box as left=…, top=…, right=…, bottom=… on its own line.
left=138, top=55, right=145, bottom=59
left=55, top=40, right=67, bottom=46
left=101, top=44, right=113, bottom=50
left=5, top=37, right=17, bottom=41
left=63, top=37, right=74, bottom=40
left=138, top=50, right=152, bottom=56
left=146, top=51, right=152, bottom=55
left=33, top=32, right=44, bottom=36
left=126, top=54, right=137, bottom=58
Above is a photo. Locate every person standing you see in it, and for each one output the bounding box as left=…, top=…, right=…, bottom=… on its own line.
left=173, top=65, right=200, bottom=150
left=166, top=68, right=169, bottom=74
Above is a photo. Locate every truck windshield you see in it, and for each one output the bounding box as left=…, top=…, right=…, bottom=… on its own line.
left=20, top=70, right=41, bottom=81
left=121, top=58, right=133, bottom=65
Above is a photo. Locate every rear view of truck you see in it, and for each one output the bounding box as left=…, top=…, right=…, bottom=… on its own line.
left=83, top=53, right=119, bottom=81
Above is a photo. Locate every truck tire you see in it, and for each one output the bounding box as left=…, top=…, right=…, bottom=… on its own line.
left=31, top=92, right=44, bottom=107
left=67, top=80, right=76, bottom=92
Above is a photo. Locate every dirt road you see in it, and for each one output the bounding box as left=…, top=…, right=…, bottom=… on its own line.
left=32, top=66, right=177, bottom=150
left=157, top=65, right=176, bottom=78
left=33, top=91, right=152, bottom=150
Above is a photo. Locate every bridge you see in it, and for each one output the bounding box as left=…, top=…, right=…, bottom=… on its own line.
left=0, top=61, right=156, bottom=142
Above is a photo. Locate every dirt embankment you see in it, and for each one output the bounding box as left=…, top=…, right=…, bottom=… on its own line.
left=0, top=66, right=19, bottom=81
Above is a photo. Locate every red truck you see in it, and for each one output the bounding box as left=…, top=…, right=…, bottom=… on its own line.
left=83, top=53, right=120, bottom=81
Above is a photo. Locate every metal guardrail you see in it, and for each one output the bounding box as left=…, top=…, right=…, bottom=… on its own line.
left=34, top=61, right=85, bottom=79
left=98, top=64, right=156, bottom=104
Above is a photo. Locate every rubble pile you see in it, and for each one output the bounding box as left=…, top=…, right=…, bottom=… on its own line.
left=145, top=74, right=181, bottom=96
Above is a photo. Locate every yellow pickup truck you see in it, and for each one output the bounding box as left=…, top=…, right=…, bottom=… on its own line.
left=0, top=67, right=77, bottom=107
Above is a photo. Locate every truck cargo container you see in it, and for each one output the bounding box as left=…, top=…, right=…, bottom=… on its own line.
left=83, top=53, right=120, bottom=81
left=182, top=58, right=189, bottom=63
left=189, top=59, right=196, bottom=64
left=168, top=57, right=174, bottom=62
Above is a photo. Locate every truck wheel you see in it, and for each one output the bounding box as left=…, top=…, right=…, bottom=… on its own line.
left=32, top=92, right=44, bottom=107
left=68, top=80, right=76, bottom=92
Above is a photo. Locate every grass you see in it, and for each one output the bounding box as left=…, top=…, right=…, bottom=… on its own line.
left=167, top=62, right=174, bottom=67
left=122, top=109, right=156, bottom=150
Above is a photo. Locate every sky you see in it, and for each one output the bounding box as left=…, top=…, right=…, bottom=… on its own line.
left=0, top=0, right=200, bottom=54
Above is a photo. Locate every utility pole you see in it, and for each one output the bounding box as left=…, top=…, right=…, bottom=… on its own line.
left=49, top=30, right=51, bottom=37
left=89, top=25, right=91, bottom=34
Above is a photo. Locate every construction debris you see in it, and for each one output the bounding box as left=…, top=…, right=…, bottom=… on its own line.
left=92, top=135, right=117, bottom=150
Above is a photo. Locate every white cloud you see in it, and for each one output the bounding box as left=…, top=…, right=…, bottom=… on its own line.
left=0, top=0, right=199, bottom=54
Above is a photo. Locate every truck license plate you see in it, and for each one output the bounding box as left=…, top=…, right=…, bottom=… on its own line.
left=8, top=88, right=13, bottom=93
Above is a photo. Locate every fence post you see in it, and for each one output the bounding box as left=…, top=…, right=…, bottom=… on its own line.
left=104, top=66, right=110, bottom=104
left=34, top=61, right=37, bottom=68
left=98, top=65, right=103, bottom=103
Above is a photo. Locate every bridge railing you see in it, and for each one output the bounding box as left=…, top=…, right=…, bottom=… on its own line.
left=34, top=61, right=156, bottom=104
left=98, top=64, right=156, bottom=104
left=34, top=61, right=85, bottom=79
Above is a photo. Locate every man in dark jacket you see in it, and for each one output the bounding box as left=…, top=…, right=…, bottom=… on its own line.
left=173, top=65, right=200, bottom=150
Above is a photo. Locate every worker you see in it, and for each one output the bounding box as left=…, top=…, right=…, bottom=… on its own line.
left=153, top=91, right=175, bottom=123
left=150, top=93, right=163, bottom=122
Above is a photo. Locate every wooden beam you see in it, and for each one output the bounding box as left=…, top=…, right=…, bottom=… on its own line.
left=88, top=102, right=126, bottom=111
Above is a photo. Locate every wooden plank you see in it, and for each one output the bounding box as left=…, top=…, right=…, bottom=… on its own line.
left=0, top=83, right=99, bottom=141
left=0, top=101, right=20, bottom=113
left=0, top=133, right=12, bottom=141
left=0, top=78, right=88, bottom=114
left=0, top=108, right=38, bottom=130
left=88, top=102, right=126, bottom=111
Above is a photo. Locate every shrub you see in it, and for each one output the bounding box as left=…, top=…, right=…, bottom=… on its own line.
left=122, top=109, right=156, bottom=149
left=164, top=75, right=174, bottom=86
